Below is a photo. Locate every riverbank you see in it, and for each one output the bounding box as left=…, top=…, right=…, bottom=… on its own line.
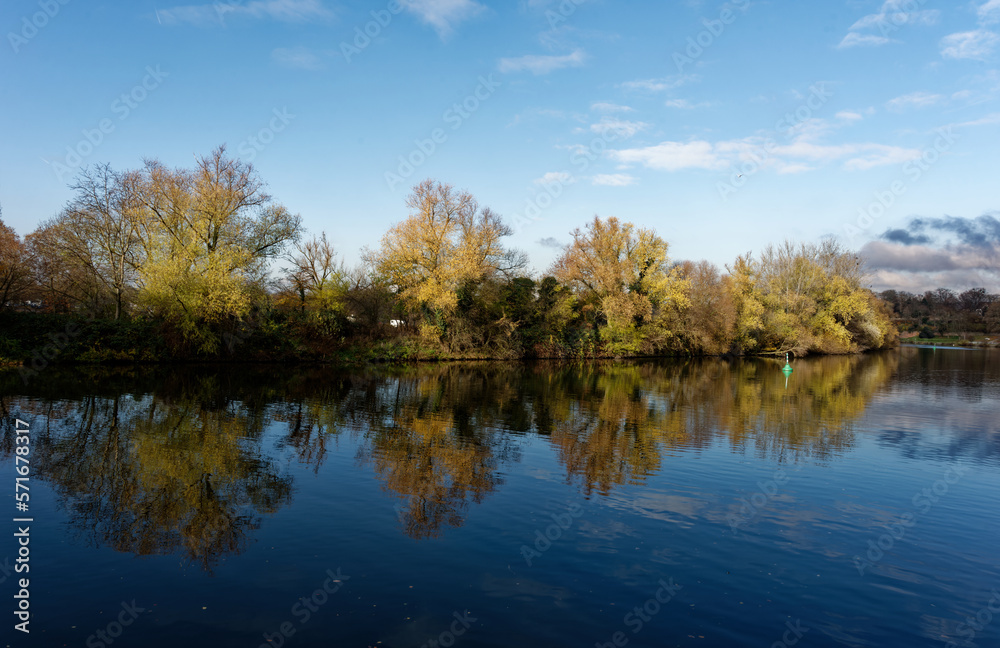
left=0, top=310, right=902, bottom=368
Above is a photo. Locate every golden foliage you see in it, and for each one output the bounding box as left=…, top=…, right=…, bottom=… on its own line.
left=368, top=180, right=525, bottom=321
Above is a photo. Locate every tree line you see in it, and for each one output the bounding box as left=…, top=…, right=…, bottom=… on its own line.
left=1, top=146, right=900, bottom=361
left=878, top=288, right=1000, bottom=337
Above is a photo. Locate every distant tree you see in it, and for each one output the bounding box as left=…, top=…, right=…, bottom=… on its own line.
left=341, top=263, right=399, bottom=336
left=959, top=288, right=991, bottom=314
left=0, top=213, right=34, bottom=309
left=288, top=233, right=346, bottom=308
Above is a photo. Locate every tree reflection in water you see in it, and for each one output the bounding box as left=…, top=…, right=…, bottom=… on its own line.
left=0, top=352, right=897, bottom=559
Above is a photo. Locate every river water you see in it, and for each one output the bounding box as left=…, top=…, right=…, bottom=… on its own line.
left=1, top=347, right=998, bottom=647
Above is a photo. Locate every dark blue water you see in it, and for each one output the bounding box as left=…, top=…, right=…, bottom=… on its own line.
left=2, top=348, right=998, bottom=647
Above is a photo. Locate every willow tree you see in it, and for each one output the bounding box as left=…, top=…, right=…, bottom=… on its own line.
left=731, top=239, right=896, bottom=355
left=551, top=216, right=689, bottom=354
left=135, top=146, right=302, bottom=350
left=367, top=180, right=526, bottom=338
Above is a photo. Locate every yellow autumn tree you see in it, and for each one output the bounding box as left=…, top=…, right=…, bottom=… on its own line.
left=730, top=239, right=896, bottom=355
left=551, top=216, right=689, bottom=354
left=367, top=180, right=526, bottom=338
left=135, top=146, right=302, bottom=351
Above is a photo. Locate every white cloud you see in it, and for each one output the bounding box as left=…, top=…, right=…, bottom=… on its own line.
left=664, top=99, right=710, bottom=109
left=498, top=49, right=586, bottom=75
left=271, top=47, right=324, bottom=70
left=399, top=0, right=485, bottom=38
left=949, top=112, right=1000, bottom=127
left=940, top=29, right=1000, bottom=60
left=610, top=141, right=725, bottom=172
left=589, top=118, right=648, bottom=139
left=591, top=174, right=636, bottom=187
left=979, top=0, right=1000, bottom=25
left=837, top=32, right=892, bottom=48
left=885, top=91, right=943, bottom=111
left=840, top=145, right=922, bottom=170
left=609, top=127, right=921, bottom=174
left=838, top=2, right=938, bottom=48
left=849, top=5, right=938, bottom=30
left=619, top=75, right=696, bottom=92
left=158, top=0, right=332, bottom=25
left=835, top=111, right=865, bottom=121
left=591, top=102, right=634, bottom=113
left=534, top=171, right=575, bottom=186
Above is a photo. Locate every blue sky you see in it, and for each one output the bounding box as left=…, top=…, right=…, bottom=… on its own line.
left=2, top=0, right=999, bottom=292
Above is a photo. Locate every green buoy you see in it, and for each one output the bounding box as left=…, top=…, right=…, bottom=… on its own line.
left=782, top=353, right=793, bottom=375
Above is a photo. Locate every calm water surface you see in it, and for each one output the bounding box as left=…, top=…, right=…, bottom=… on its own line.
left=2, top=348, right=998, bottom=647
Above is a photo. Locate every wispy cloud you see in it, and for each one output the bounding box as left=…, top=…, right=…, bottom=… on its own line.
left=665, top=98, right=711, bottom=109
left=835, top=111, right=865, bottom=121
left=534, top=171, right=575, bottom=185
left=609, top=121, right=921, bottom=173
left=589, top=118, right=647, bottom=139
left=591, top=173, right=636, bottom=187
left=837, top=32, right=892, bottom=48
left=949, top=112, right=1000, bottom=128
left=939, top=2, right=1000, bottom=60
left=979, top=0, right=1000, bottom=24
left=940, top=29, right=999, bottom=60
left=538, top=237, right=564, bottom=249
left=591, top=102, right=634, bottom=113
left=158, top=0, right=333, bottom=26
left=271, top=46, right=325, bottom=70
left=838, top=0, right=939, bottom=48
left=619, top=75, right=696, bottom=92
left=399, top=0, right=485, bottom=38
left=498, top=49, right=586, bottom=74
left=885, top=91, right=943, bottom=111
